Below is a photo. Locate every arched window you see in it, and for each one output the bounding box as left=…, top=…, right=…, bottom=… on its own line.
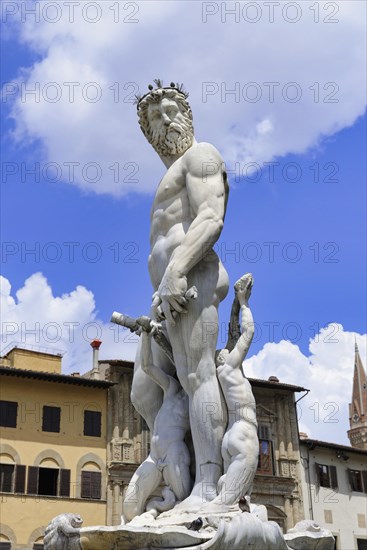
left=0, top=534, right=12, bottom=549
left=76, top=453, right=106, bottom=500
left=33, top=536, right=44, bottom=549
left=27, top=454, right=70, bottom=498
left=0, top=538, right=11, bottom=550
left=0, top=525, right=16, bottom=549
left=0, top=449, right=25, bottom=494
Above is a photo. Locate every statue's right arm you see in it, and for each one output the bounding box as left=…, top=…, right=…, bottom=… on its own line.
left=225, top=302, right=254, bottom=370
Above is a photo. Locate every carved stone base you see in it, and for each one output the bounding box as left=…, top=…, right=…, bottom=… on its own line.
left=44, top=512, right=335, bottom=550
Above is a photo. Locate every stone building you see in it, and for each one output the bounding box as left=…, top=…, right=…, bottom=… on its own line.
left=298, top=344, right=367, bottom=550
left=245, top=376, right=306, bottom=532
left=0, top=345, right=113, bottom=550
left=299, top=437, right=367, bottom=550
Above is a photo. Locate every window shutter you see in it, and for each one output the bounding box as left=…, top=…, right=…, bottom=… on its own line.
left=91, top=472, right=102, bottom=500
left=15, top=464, right=26, bottom=493
left=0, top=465, right=14, bottom=492
left=330, top=465, right=338, bottom=490
left=315, top=463, right=321, bottom=485
left=84, top=411, right=91, bottom=435
left=95, top=412, right=101, bottom=437
left=27, top=466, right=39, bottom=494
left=0, top=400, right=18, bottom=428
left=42, top=406, right=61, bottom=433
left=347, top=468, right=353, bottom=490
left=84, top=411, right=102, bottom=437
left=59, top=469, right=70, bottom=497
left=81, top=471, right=92, bottom=498
left=362, top=471, right=367, bottom=494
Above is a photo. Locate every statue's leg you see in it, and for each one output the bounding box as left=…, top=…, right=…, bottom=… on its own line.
left=131, top=327, right=174, bottom=432
left=122, top=456, right=162, bottom=522
left=163, top=442, right=192, bottom=502
left=214, top=422, right=259, bottom=505
left=167, top=257, right=229, bottom=506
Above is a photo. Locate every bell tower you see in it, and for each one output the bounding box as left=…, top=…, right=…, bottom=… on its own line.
left=347, top=340, right=367, bottom=450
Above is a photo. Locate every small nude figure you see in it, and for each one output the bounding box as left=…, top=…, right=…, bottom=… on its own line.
left=122, top=320, right=192, bottom=522
left=211, top=273, right=259, bottom=506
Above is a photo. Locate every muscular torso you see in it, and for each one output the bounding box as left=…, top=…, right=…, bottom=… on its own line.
left=148, top=142, right=228, bottom=289
left=149, top=154, right=189, bottom=288
left=217, top=366, right=257, bottom=429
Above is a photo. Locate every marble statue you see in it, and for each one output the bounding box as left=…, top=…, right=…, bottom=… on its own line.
left=45, top=81, right=335, bottom=550
left=131, top=80, right=229, bottom=508
left=122, top=319, right=191, bottom=522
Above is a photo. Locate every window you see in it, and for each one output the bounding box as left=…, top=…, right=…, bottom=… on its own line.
left=357, top=540, right=367, bottom=550
left=0, top=401, right=18, bottom=428
left=42, top=406, right=61, bottom=433
left=27, top=466, right=70, bottom=497
left=84, top=410, right=101, bottom=437
left=0, top=542, right=11, bottom=550
left=33, top=545, right=44, bottom=550
left=257, top=425, right=274, bottom=475
left=81, top=471, right=101, bottom=499
left=315, top=463, right=338, bottom=489
left=257, top=439, right=274, bottom=474
left=0, top=464, right=26, bottom=494
left=348, top=469, right=367, bottom=493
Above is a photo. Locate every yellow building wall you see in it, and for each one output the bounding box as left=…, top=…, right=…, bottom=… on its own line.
left=6, top=348, right=62, bottom=373
left=0, top=375, right=108, bottom=548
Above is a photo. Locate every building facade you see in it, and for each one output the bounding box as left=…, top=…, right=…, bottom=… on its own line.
left=300, top=438, right=367, bottom=550
left=250, top=377, right=306, bottom=532
left=0, top=346, right=113, bottom=550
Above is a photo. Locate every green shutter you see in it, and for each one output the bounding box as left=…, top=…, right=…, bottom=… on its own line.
left=27, top=466, right=39, bottom=494
left=362, top=471, right=367, bottom=494
left=59, top=469, right=70, bottom=497
left=91, top=472, right=102, bottom=500
left=330, top=465, right=338, bottom=490
left=81, top=471, right=92, bottom=498
left=15, top=464, right=26, bottom=493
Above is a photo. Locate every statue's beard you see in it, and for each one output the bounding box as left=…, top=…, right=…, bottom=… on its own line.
left=149, top=119, right=194, bottom=157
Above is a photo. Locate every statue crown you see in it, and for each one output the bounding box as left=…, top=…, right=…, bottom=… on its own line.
left=135, top=79, right=189, bottom=108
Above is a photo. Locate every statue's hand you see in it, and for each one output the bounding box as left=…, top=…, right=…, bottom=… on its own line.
left=153, top=270, right=188, bottom=324
left=234, top=273, right=253, bottom=304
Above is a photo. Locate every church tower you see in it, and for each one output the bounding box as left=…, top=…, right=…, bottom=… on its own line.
left=347, top=340, right=367, bottom=450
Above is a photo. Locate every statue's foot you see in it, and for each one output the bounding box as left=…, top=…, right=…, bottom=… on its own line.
left=169, top=493, right=205, bottom=514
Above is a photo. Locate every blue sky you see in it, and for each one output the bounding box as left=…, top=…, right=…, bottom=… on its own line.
left=1, top=0, right=366, bottom=444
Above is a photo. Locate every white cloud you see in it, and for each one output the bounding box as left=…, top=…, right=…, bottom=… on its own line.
left=4, top=0, right=366, bottom=195
left=244, top=326, right=367, bottom=445
left=0, top=273, right=138, bottom=372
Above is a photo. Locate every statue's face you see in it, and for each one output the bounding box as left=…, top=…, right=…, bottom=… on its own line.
left=145, top=97, right=194, bottom=157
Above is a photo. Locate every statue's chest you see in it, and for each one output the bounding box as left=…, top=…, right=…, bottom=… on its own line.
left=154, top=164, right=186, bottom=206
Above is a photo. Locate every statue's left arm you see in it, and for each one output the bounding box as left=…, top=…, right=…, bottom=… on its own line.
left=226, top=276, right=255, bottom=369
left=155, top=143, right=227, bottom=322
